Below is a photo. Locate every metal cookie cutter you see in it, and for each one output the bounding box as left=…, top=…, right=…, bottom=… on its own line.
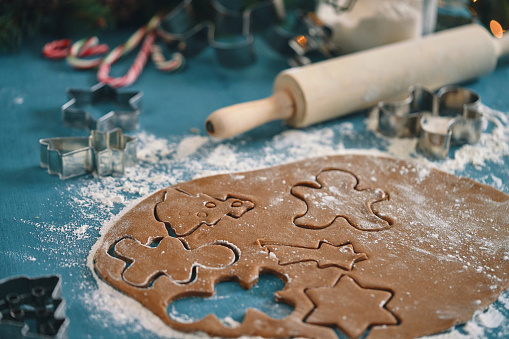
left=158, top=0, right=280, bottom=68
left=40, top=128, right=137, bottom=179
left=418, top=86, right=482, bottom=158
left=287, top=12, right=339, bottom=67
left=377, top=86, right=437, bottom=138
left=62, top=83, right=142, bottom=131
left=286, top=1, right=357, bottom=67
left=0, top=275, right=68, bottom=339
left=377, top=85, right=483, bottom=159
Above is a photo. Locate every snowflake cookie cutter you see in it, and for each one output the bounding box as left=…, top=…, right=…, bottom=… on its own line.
left=40, top=128, right=137, bottom=179
left=0, top=275, right=69, bottom=339
left=376, top=85, right=482, bottom=159
left=62, top=83, right=142, bottom=131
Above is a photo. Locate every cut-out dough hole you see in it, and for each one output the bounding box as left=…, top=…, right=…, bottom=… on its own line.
left=167, top=274, right=293, bottom=326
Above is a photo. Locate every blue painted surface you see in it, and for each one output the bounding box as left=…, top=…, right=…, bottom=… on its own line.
left=169, top=274, right=293, bottom=324
left=0, top=26, right=508, bottom=339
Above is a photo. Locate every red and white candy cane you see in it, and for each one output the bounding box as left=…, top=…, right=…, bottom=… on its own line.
left=43, top=14, right=185, bottom=87
left=66, top=37, right=109, bottom=69
left=150, top=45, right=185, bottom=72
left=97, top=15, right=161, bottom=88
left=42, top=37, right=108, bottom=62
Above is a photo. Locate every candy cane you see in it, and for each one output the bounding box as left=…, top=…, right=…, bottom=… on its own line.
left=43, top=39, right=72, bottom=59
left=43, top=37, right=108, bottom=62
left=150, top=44, right=185, bottom=72
left=43, top=15, right=184, bottom=87
left=98, top=30, right=157, bottom=88
left=66, top=37, right=109, bottom=69
left=97, top=15, right=162, bottom=88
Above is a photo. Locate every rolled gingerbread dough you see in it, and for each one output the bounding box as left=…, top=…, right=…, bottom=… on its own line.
left=94, top=155, right=509, bottom=338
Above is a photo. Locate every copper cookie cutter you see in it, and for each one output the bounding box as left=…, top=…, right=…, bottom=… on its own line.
left=377, top=85, right=482, bottom=159
left=40, top=128, right=137, bottom=179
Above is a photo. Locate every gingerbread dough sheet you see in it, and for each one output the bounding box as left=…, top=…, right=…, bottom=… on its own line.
left=94, top=155, right=509, bottom=338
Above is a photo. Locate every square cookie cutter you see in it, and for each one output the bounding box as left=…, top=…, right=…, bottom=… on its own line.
left=40, top=128, right=137, bottom=179
left=376, top=85, right=482, bottom=159
left=62, top=83, right=142, bottom=131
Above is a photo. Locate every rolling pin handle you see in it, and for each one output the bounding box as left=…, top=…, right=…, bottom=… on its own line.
left=205, top=91, right=295, bottom=139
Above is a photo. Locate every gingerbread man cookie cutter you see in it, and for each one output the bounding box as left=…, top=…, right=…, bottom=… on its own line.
left=40, top=128, right=137, bottom=179
left=0, top=275, right=68, bottom=339
left=376, top=85, right=482, bottom=159
left=62, top=83, right=142, bottom=131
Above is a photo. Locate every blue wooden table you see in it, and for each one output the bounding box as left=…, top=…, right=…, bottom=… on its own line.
left=0, top=27, right=508, bottom=338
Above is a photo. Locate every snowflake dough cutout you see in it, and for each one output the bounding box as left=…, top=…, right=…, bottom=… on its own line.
left=292, top=170, right=391, bottom=231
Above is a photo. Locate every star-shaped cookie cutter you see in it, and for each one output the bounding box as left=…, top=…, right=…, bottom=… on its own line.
left=62, top=83, right=142, bottom=131
left=0, top=275, right=68, bottom=339
left=376, top=85, right=482, bottom=159
left=40, top=128, right=137, bottom=179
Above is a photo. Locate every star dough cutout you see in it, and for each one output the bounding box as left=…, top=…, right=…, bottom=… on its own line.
left=291, top=170, right=390, bottom=231
left=62, top=83, right=142, bottom=131
left=305, top=276, right=398, bottom=338
left=262, top=242, right=367, bottom=270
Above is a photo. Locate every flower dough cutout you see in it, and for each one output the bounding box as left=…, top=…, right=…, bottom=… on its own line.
left=261, top=242, right=367, bottom=270
left=292, top=170, right=390, bottom=231
left=114, top=237, right=237, bottom=287
left=156, top=189, right=255, bottom=236
left=305, top=276, right=397, bottom=338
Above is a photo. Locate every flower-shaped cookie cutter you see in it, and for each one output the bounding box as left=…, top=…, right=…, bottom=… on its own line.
left=377, top=85, right=482, bottom=159
left=62, top=83, right=142, bottom=131
left=0, top=275, right=68, bottom=339
left=40, top=128, right=137, bottom=179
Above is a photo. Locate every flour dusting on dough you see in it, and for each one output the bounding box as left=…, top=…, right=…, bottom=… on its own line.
left=49, top=104, right=508, bottom=338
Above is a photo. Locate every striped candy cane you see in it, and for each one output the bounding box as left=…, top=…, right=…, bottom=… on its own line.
left=150, top=44, right=185, bottom=72
left=43, top=37, right=108, bottom=61
left=66, top=37, right=109, bottom=69
left=97, top=15, right=162, bottom=88
left=43, top=14, right=185, bottom=87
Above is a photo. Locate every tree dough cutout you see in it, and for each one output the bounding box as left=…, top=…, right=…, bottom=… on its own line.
left=94, top=155, right=509, bottom=339
left=155, top=189, right=255, bottom=236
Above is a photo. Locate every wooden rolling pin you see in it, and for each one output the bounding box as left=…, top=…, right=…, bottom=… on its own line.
left=205, top=24, right=509, bottom=138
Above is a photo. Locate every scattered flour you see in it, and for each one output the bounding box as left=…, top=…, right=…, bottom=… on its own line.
left=476, top=306, right=505, bottom=328
left=47, top=103, right=508, bottom=338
